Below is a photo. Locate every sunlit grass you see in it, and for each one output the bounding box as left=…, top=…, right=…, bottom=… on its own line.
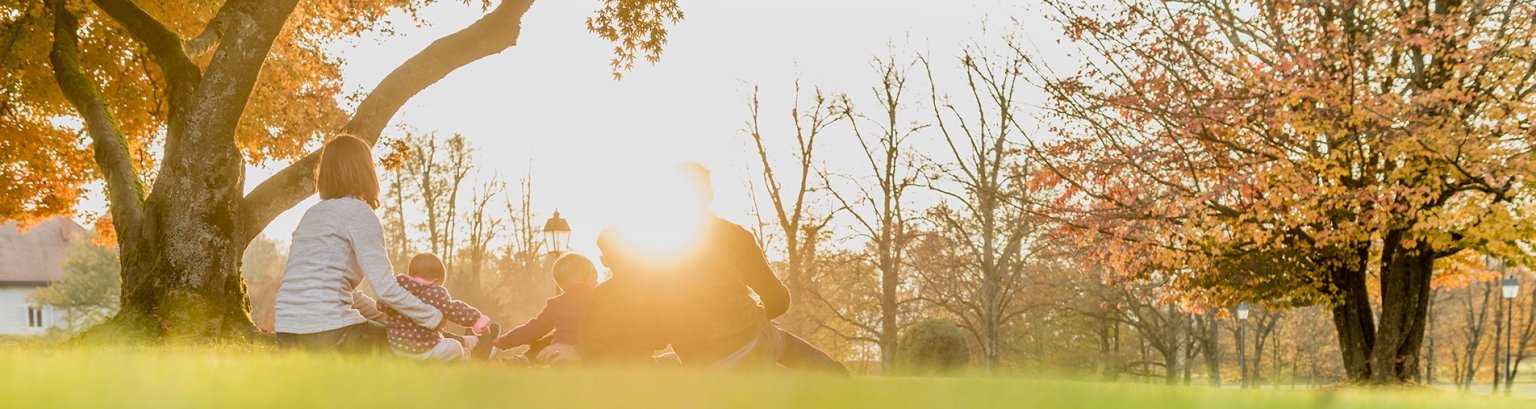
left=0, top=346, right=1527, bottom=409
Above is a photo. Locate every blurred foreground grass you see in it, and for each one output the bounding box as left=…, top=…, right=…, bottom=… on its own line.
left=0, top=347, right=1528, bottom=409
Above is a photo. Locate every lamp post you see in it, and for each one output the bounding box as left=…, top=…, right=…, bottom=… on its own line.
left=1502, top=276, right=1519, bottom=396
left=542, top=210, right=571, bottom=255
left=1237, top=302, right=1250, bottom=389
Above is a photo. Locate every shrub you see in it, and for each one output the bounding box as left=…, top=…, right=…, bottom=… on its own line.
left=897, top=319, right=969, bottom=374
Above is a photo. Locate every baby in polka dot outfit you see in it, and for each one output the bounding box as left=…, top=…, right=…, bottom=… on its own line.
left=383, top=253, right=496, bottom=361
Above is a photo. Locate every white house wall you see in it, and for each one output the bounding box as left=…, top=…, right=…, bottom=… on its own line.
left=0, top=285, right=54, bottom=335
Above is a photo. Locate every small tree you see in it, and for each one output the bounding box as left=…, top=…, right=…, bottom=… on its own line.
left=30, top=241, right=121, bottom=333
left=897, top=319, right=970, bottom=374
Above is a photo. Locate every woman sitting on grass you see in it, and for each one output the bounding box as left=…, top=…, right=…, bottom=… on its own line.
left=272, top=135, right=445, bottom=352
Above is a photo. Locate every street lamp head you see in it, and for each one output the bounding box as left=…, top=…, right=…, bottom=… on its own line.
left=543, top=210, right=572, bottom=254
left=1236, top=302, right=1250, bottom=320
left=1503, top=277, right=1520, bottom=300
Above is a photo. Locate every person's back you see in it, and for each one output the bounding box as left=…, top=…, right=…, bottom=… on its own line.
left=586, top=162, right=843, bottom=372
left=655, top=216, right=788, bottom=362
left=494, top=253, right=597, bottom=362
left=580, top=235, right=669, bottom=364
left=593, top=215, right=788, bottom=365
left=276, top=197, right=380, bottom=334
left=272, top=135, right=445, bottom=352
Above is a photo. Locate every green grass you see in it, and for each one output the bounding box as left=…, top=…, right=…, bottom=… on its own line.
left=0, top=347, right=1527, bottom=409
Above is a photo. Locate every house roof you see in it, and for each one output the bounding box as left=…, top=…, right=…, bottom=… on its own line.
left=0, top=217, right=89, bottom=284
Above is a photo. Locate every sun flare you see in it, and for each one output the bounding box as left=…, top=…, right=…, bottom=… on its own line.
left=604, top=164, right=713, bottom=262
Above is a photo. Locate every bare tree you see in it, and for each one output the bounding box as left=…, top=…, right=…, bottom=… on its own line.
left=1078, top=281, right=1202, bottom=384
left=1251, top=310, right=1283, bottom=387
left=1193, top=311, right=1222, bottom=387
left=825, top=55, right=926, bottom=372
left=403, top=132, right=475, bottom=267
left=918, top=43, right=1045, bottom=373
left=378, top=136, right=415, bottom=272
left=1228, top=308, right=1281, bottom=388
left=1454, top=279, right=1498, bottom=390
left=452, top=178, right=505, bottom=310
left=494, top=174, right=553, bottom=321
left=744, top=82, right=840, bottom=334
left=439, top=135, right=474, bottom=275
left=1510, top=268, right=1535, bottom=390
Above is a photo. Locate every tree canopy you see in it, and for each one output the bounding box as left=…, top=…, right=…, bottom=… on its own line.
left=0, top=0, right=682, bottom=224
left=1032, top=0, right=1536, bottom=383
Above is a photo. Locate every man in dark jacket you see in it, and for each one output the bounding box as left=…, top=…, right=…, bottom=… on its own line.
left=582, top=163, right=845, bottom=373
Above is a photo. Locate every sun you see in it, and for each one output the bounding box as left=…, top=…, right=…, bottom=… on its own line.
left=604, top=164, right=713, bottom=262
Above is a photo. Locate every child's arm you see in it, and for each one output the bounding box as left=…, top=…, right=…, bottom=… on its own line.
left=493, top=300, right=558, bottom=349
left=418, top=286, right=491, bottom=333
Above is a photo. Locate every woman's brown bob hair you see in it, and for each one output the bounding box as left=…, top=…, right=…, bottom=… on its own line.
left=316, top=135, right=381, bottom=208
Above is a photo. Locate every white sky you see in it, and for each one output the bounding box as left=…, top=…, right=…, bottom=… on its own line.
left=128, top=1, right=1067, bottom=259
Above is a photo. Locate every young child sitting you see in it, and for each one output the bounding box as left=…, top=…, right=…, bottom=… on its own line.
left=493, top=253, right=597, bottom=363
left=385, top=253, right=496, bottom=361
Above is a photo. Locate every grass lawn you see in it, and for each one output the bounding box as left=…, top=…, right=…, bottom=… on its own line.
left=0, top=347, right=1528, bottom=409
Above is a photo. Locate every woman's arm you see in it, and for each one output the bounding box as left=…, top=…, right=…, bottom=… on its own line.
left=352, top=290, right=387, bottom=322
left=346, top=205, right=444, bottom=329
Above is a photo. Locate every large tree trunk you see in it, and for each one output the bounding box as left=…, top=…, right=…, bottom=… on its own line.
left=1162, top=345, right=1180, bottom=385
left=110, top=187, right=254, bottom=338
left=1369, top=237, right=1436, bottom=384
left=1202, top=313, right=1221, bottom=387
left=879, top=238, right=898, bottom=372
left=1252, top=319, right=1268, bottom=387
left=1328, top=249, right=1376, bottom=383
left=52, top=0, right=300, bottom=340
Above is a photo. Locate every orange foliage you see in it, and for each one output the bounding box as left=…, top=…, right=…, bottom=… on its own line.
left=1, top=0, right=449, bottom=223
left=1034, top=0, right=1536, bottom=309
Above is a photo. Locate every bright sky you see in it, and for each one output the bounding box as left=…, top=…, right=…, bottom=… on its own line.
left=230, top=0, right=1060, bottom=258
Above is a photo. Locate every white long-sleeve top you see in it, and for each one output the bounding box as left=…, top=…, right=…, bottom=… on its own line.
left=274, top=197, right=443, bottom=334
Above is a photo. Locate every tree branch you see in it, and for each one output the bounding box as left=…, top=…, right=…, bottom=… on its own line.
left=240, top=0, right=539, bottom=241
left=48, top=0, right=146, bottom=234
left=139, top=0, right=298, bottom=211
left=88, top=0, right=198, bottom=82
left=183, top=15, right=227, bottom=59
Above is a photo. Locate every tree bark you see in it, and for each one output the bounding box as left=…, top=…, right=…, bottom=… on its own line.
left=879, top=233, right=898, bottom=372
left=1328, top=251, right=1376, bottom=383
left=1202, top=313, right=1221, bottom=387
left=1370, top=237, right=1436, bottom=384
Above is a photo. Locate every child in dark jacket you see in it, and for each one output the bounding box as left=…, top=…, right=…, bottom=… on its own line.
left=493, top=253, right=596, bottom=363
left=385, top=253, right=495, bottom=361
